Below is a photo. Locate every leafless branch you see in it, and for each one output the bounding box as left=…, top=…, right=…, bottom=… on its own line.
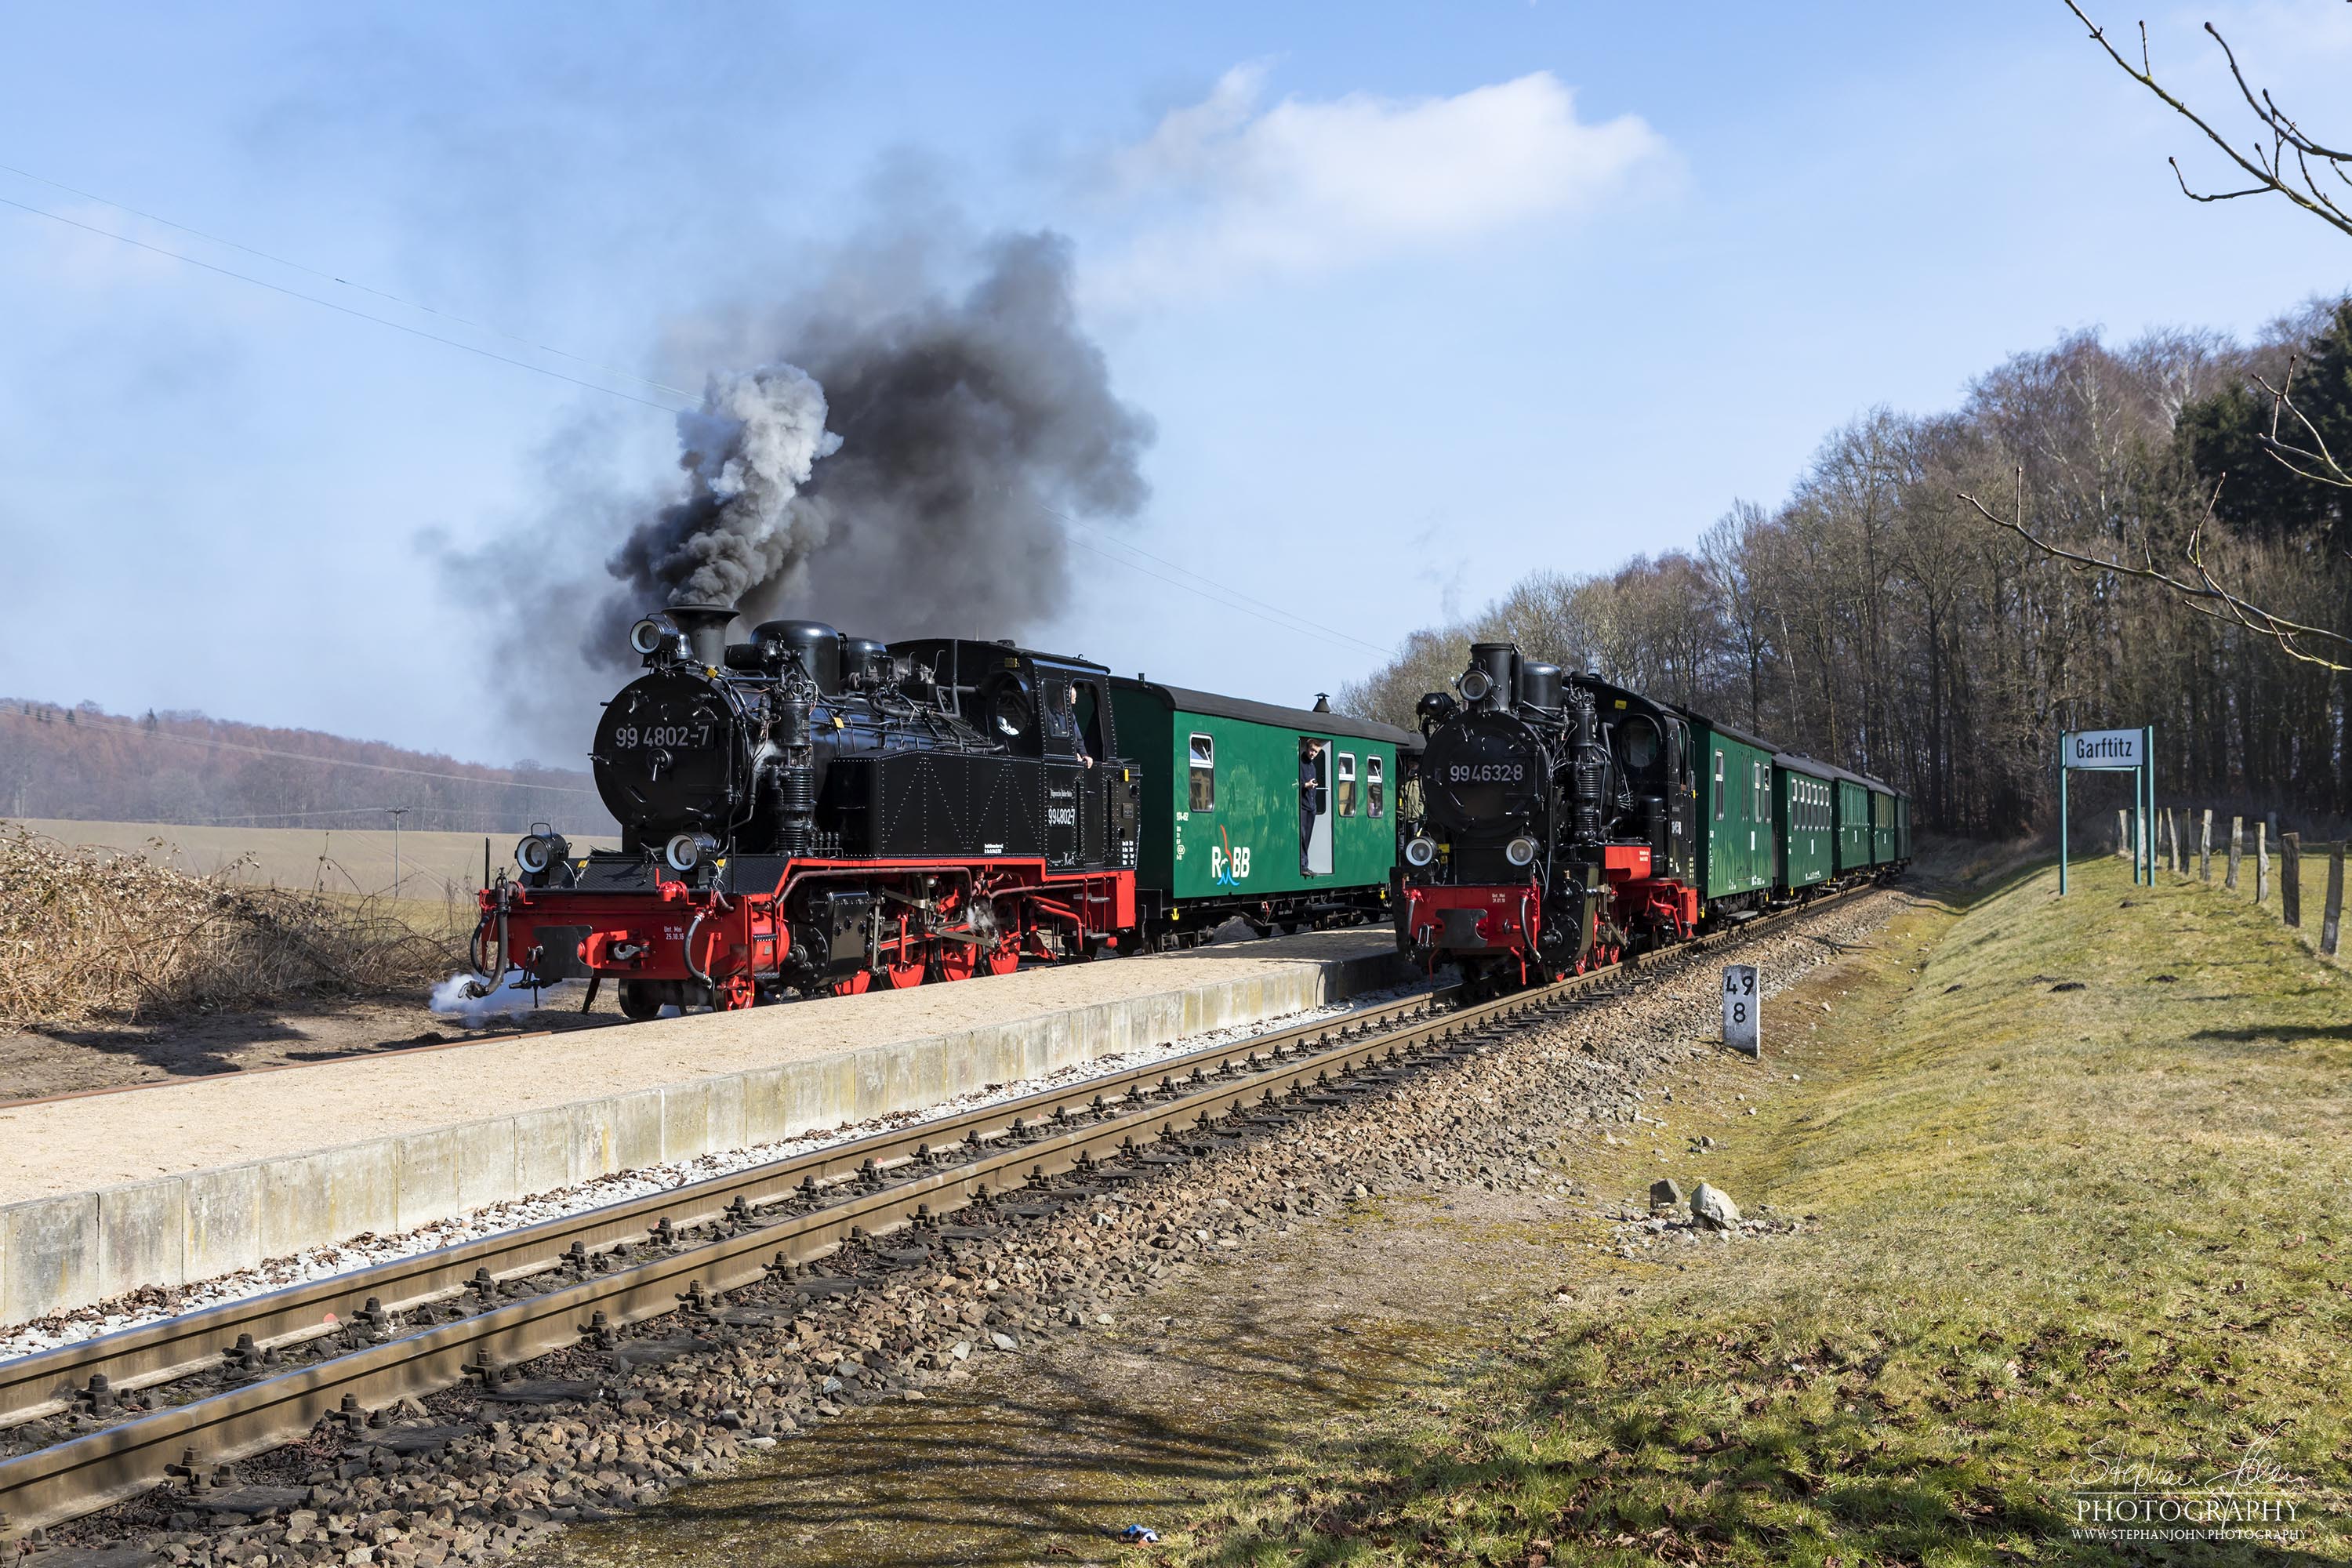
left=2252, top=355, right=2352, bottom=491
left=2064, top=2, right=2352, bottom=239
left=1958, top=469, right=2352, bottom=671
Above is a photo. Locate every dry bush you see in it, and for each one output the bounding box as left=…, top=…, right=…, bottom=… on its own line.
left=0, top=828, right=459, bottom=1031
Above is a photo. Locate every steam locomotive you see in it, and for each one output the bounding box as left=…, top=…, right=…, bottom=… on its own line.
left=474, top=604, right=1411, bottom=1017
left=1396, top=641, right=1907, bottom=991
left=479, top=604, right=1142, bottom=1016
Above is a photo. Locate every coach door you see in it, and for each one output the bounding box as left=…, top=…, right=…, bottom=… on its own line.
left=1299, top=737, right=1334, bottom=877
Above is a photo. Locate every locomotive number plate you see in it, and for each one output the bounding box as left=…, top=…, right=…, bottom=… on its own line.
left=611, top=724, right=714, bottom=749
left=1446, top=764, right=1524, bottom=782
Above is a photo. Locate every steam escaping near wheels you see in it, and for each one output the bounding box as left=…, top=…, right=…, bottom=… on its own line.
left=428, top=971, right=577, bottom=1027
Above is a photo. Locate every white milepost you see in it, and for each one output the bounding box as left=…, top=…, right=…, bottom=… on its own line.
left=1722, top=964, right=1760, bottom=1057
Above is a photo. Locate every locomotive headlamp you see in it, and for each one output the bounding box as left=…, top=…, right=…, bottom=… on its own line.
left=1457, top=668, right=1493, bottom=702
left=664, top=831, right=719, bottom=873
left=1505, top=835, right=1539, bottom=867
left=1404, top=835, right=1438, bottom=868
left=515, top=831, right=568, bottom=875
left=629, top=618, right=668, bottom=656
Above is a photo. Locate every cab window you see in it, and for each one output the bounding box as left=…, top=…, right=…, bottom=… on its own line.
left=1336, top=753, right=1358, bottom=817
left=1188, top=733, right=1214, bottom=811
left=1367, top=756, right=1386, bottom=818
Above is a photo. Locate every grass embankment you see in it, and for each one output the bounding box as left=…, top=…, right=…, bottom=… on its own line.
left=1159, top=855, right=2352, bottom=1564
left=0, top=827, right=459, bottom=1030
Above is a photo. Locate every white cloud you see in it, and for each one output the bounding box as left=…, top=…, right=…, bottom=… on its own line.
left=1090, top=64, right=1671, bottom=302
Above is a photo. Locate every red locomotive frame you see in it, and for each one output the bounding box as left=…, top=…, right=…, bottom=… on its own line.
left=1400, top=844, right=1697, bottom=985
left=477, top=857, right=1138, bottom=1011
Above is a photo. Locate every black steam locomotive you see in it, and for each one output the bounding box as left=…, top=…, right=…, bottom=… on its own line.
left=481, top=604, right=1142, bottom=1015
left=1398, top=638, right=1909, bottom=991
left=1399, top=641, right=1701, bottom=990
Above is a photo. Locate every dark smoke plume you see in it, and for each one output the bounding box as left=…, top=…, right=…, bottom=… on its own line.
left=590, top=230, right=1152, bottom=659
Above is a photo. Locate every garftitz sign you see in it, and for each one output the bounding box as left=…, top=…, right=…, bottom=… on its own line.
left=2067, top=729, right=2143, bottom=770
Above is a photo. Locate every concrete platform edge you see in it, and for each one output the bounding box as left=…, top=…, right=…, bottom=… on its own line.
left=2, top=948, right=1403, bottom=1328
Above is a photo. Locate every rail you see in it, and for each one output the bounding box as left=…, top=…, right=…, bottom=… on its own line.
left=0, top=883, right=1874, bottom=1536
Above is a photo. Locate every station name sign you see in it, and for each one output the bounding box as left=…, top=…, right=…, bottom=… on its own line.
left=2065, top=728, right=2143, bottom=771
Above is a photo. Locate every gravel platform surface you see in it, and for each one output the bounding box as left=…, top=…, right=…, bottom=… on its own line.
left=0, top=930, right=1390, bottom=1204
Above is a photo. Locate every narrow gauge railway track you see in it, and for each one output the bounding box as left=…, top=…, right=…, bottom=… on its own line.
left=0, top=887, right=1871, bottom=1538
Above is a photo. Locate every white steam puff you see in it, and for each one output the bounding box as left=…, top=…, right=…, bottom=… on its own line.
left=638, top=365, right=844, bottom=607
left=428, top=971, right=576, bottom=1027
left=594, top=231, right=1152, bottom=658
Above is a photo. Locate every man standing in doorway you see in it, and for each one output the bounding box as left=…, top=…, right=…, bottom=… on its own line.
left=1299, top=738, right=1327, bottom=874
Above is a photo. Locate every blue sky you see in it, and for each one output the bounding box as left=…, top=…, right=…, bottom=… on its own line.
left=4, top=1, right=2349, bottom=768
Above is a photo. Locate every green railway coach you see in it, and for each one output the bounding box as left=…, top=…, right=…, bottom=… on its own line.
left=1690, top=715, right=1777, bottom=911
left=1832, top=772, right=1874, bottom=874
left=1773, top=753, right=1837, bottom=893
left=1109, top=679, right=1410, bottom=942
left=1870, top=783, right=1899, bottom=866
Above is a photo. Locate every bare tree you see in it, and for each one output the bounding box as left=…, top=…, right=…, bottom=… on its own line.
left=1951, top=4, right=2352, bottom=669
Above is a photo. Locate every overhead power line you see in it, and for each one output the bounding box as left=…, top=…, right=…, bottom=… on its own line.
left=0, top=192, right=691, bottom=414
left=0, top=160, right=699, bottom=404
left=0, top=707, right=595, bottom=794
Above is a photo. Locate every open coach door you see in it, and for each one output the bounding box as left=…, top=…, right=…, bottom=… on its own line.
left=1300, top=737, right=1334, bottom=876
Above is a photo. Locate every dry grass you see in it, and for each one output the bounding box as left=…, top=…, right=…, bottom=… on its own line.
left=0, top=826, right=460, bottom=1032
left=1152, top=854, right=2352, bottom=1564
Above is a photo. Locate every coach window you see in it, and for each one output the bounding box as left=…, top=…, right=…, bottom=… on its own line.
left=1336, top=753, right=1358, bottom=817
left=1713, top=749, right=1725, bottom=820
left=1367, top=756, right=1386, bottom=818
left=1188, top=733, right=1215, bottom=811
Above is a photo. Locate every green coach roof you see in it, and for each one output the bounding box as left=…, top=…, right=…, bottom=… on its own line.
left=1109, top=677, right=1417, bottom=748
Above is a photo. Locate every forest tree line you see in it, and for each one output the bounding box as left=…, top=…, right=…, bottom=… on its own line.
left=1341, top=297, right=2352, bottom=837
left=0, top=700, right=613, bottom=835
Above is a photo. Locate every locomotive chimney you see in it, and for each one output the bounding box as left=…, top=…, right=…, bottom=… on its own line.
left=666, top=604, right=739, bottom=670
left=1468, top=643, right=1519, bottom=714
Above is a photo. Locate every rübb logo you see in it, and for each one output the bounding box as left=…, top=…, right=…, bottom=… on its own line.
left=1447, top=763, right=1524, bottom=783
left=1210, top=841, right=1252, bottom=885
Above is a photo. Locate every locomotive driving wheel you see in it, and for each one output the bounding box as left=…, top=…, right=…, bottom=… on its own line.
left=829, top=970, right=872, bottom=997
left=716, top=973, right=757, bottom=1011
left=883, top=944, right=927, bottom=989
left=933, top=938, right=978, bottom=983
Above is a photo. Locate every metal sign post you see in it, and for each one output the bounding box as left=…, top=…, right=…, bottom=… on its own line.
left=1722, top=964, right=1759, bottom=1056
left=2059, top=728, right=2151, bottom=896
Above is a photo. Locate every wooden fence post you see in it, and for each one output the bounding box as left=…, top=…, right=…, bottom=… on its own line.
left=2200, top=809, right=2212, bottom=881
left=2227, top=816, right=2243, bottom=891
left=2170, top=811, right=2183, bottom=879
left=2325, top=843, right=2345, bottom=957
left=2282, top=832, right=2302, bottom=927
left=2256, top=822, right=2270, bottom=905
